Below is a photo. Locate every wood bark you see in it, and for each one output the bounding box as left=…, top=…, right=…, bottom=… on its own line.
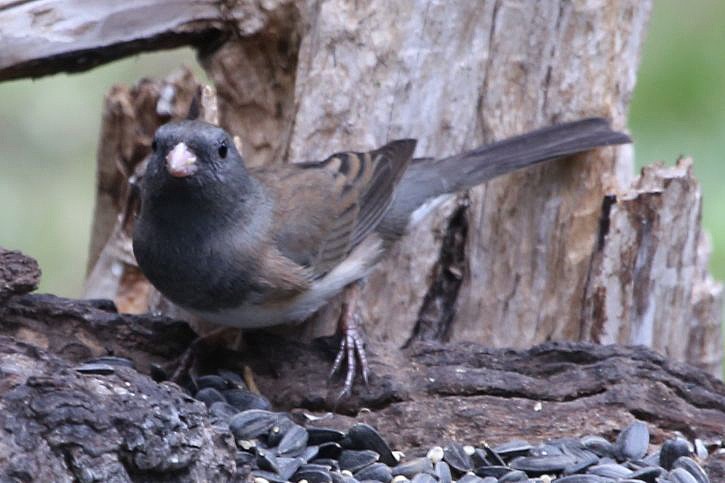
left=1, top=252, right=724, bottom=480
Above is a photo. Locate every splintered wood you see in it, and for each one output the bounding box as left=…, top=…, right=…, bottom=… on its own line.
left=583, top=158, right=723, bottom=376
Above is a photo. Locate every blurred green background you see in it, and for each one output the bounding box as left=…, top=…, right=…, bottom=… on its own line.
left=1, top=1, right=724, bottom=299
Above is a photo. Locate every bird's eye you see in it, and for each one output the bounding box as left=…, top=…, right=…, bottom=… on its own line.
left=151, top=139, right=158, bottom=152
left=218, top=141, right=228, bottom=159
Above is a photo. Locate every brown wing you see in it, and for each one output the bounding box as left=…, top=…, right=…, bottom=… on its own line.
left=253, top=139, right=417, bottom=279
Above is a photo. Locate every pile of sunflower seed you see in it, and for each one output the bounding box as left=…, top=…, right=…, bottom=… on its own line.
left=188, top=372, right=715, bottom=483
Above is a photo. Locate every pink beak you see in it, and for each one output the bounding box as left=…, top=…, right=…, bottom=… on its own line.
left=166, top=142, right=198, bottom=177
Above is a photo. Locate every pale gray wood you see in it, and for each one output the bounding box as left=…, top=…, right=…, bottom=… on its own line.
left=0, top=0, right=224, bottom=80
left=582, top=158, right=724, bottom=376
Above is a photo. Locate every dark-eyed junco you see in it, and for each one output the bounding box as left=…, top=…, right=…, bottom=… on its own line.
left=132, top=118, right=629, bottom=396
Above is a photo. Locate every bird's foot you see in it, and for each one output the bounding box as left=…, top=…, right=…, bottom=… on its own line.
left=328, top=283, right=369, bottom=400
left=168, top=327, right=241, bottom=384
left=170, top=344, right=197, bottom=383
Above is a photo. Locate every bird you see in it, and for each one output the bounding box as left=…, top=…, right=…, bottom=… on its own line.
left=132, top=117, right=630, bottom=397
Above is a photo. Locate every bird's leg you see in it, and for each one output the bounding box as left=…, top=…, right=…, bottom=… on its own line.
left=170, top=326, right=240, bottom=383
left=329, top=281, right=369, bottom=399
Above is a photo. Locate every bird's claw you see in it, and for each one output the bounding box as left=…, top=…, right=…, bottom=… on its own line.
left=329, top=311, right=369, bottom=400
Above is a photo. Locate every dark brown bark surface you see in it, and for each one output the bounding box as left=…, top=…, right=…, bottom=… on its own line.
left=0, top=336, right=236, bottom=482
left=1, top=249, right=724, bottom=481
left=0, top=248, right=40, bottom=304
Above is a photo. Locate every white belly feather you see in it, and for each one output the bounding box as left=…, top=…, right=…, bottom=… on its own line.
left=190, top=236, right=384, bottom=329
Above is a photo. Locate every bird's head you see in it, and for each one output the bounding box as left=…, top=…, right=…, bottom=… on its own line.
left=140, top=120, right=253, bottom=208
left=148, top=119, right=244, bottom=182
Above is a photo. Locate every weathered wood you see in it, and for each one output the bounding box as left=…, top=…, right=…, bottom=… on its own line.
left=1, top=293, right=196, bottom=375
left=0, top=248, right=40, bottom=304
left=0, top=336, right=235, bottom=482
left=0, top=0, right=227, bottom=80
left=583, top=158, right=725, bottom=376
left=1, top=267, right=724, bottom=480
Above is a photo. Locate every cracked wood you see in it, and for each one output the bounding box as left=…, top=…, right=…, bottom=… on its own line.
left=1, top=280, right=723, bottom=479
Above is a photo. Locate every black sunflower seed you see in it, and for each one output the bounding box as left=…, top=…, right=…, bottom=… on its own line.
left=391, top=457, right=433, bottom=478
left=630, top=465, right=665, bottom=482
left=223, top=388, right=271, bottom=412
left=354, top=462, right=392, bottom=482
left=195, top=387, right=226, bottom=407
left=278, top=424, right=309, bottom=457
left=672, top=456, right=710, bottom=483
left=615, top=421, right=649, bottom=461
left=670, top=467, right=700, bottom=483
left=492, top=440, right=532, bottom=459
left=217, top=369, right=247, bottom=388
left=229, top=409, right=278, bottom=441
left=256, top=447, right=281, bottom=473
left=267, top=417, right=296, bottom=447
left=434, top=461, right=452, bottom=483
left=587, top=463, right=633, bottom=478
left=74, top=362, right=116, bottom=375
left=562, top=449, right=599, bottom=474
left=339, top=449, right=379, bottom=472
left=581, top=435, right=616, bottom=458
left=208, top=401, right=237, bottom=421
left=498, top=469, right=528, bottom=482
left=443, top=443, right=473, bottom=473
left=308, top=428, right=346, bottom=445
left=509, top=454, right=577, bottom=475
left=317, top=442, right=343, bottom=459
left=474, top=465, right=511, bottom=478
left=196, top=374, right=229, bottom=391
left=660, top=438, right=692, bottom=470
left=479, top=445, right=506, bottom=467
left=344, top=424, right=397, bottom=466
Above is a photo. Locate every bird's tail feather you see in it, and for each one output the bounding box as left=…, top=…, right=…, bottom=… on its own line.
left=380, top=118, right=630, bottom=237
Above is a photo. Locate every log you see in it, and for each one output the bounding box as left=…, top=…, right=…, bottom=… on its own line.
left=0, top=336, right=235, bottom=482
left=1, top=251, right=724, bottom=480
left=0, top=248, right=40, bottom=304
